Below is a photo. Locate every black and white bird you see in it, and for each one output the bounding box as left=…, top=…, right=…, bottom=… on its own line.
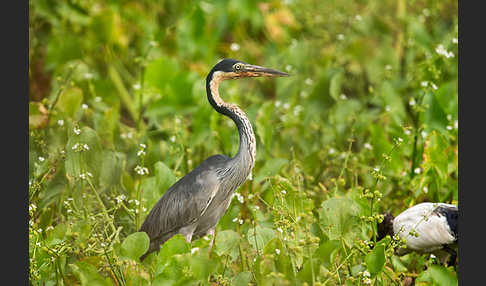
left=377, top=202, right=458, bottom=266
left=138, top=59, right=288, bottom=261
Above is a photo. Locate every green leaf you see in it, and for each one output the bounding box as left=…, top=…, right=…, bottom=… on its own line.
left=317, top=240, right=341, bottom=267
left=55, top=87, right=84, bottom=117
left=254, top=158, right=288, bottom=184
left=120, top=232, right=150, bottom=261
left=318, top=198, right=362, bottom=247
left=157, top=234, right=191, bottom=263
left=247, top=225, right=276, bottom=252
left=329, top=70, right=344, bottom=101
left=423, top=131, right=449, bottom=183
left=215, top=230, right=240, bottom=260
left=416, top=265, right=458, bottom=286
left=232, top=271, right=253, bottom=286
left=365, top=244, right=386, bottom=276
left=69, top=261, right=113, bottom=286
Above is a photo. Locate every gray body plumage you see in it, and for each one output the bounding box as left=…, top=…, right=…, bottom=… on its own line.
left=139, top=59, right=287, bottom=260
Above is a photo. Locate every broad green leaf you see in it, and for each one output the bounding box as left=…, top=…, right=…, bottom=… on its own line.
left=247, top=225, right=276, bottom=251
left=69, top=261, right=113, bottom=286
left=317, top=240, right=341, bottom=267
left=55, top=87, right=84, bottom=117
left=254, top=158, right=288, bottom=184
left=120, top=232, right=150, bottom=261
left=99, top=151, right=125, bottom=188
left=215, top=230, right=240, bottom=260
left=423, top=131, right=449, bottom=183
left=318, top=198, right=362, bottom=247
left=365, top=244, right=386, bottom=276
left=157, top=234, right=191, bottom=263
left=329, top=70, right=344, bottom=101
left=416, top=265, right=458, bottom=286
left=232, top=271, right=253, bottom=286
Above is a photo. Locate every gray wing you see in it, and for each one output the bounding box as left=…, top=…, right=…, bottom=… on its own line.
left=140, top=155, right=228, bottom=243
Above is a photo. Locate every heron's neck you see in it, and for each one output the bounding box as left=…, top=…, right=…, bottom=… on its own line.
left=206, top=72, right=256, bottom=176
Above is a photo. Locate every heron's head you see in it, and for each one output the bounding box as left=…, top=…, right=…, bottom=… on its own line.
left=207, top=59, right=289, bottom=82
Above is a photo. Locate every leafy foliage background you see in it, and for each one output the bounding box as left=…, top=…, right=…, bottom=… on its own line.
left=29, top=0, right=458, bottom=285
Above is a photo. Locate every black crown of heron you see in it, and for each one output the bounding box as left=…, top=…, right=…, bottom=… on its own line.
left=139, top=59, right=288, bottom=260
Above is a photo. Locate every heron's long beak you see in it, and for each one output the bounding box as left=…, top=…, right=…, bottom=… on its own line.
left=242, top=64, right=289, bottom=77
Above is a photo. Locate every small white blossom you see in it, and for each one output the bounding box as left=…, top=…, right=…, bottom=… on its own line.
left=72, top=143, right=79, bottom=150
left=300, top=91, right=309, bottom=98
left=337, top=34, right=345, bottom=40
left=274, top=100, right=282, bottom=107
left=340, top=94, right=347, bottom=100
left=364, top=143, right=372, bottom=150
left=293, top=105, right=303, bottom=116
left=115, top=194, right=126, bottom=204
left=421, top=130, right=428, bottom=138
left=447, top=125, right=453, bottom=130
left=423, top=186, right=428, bottom=193
left=435, top=44, right=454, bottom=58
left=170, top=136, right=176, bottom=143
left=254, top=205, right=259, bottom=210
left=281, top=190, right=287, bottom=195
left=235, top=193, right=244, bottom=204
left=36, top=242, right=41, bottom=247
left=355, top=15, right=362, bottom=21
left=133, top=83, right=141, bottom=90
left=94, top=96, right=102, bottom=102
left=81, top=104, right=88, bottom=110
left=305, top=78, right=313, bottom=85
left=385, top=105, right=391, bottom=112
left=275, top=248, right=281, bottom=255
left=431, top=83, right=438, bottom=90
left=409, top=98, right=416, bottom=106
left=73, top=126, right=81, bottom=135
left=134, top=165, right=149, bottom=175
left=285, top=65, right=293, bottom=72
left=385, top=65, right=392, bottom=71
left=329, top=148, right=336, bottom=154
left=414, top=168, right=422, bottom=174
left=452, top=38, right=458, bottom=44
left=363, top=277, right=372, bottom=285
left=57, top=119, right=64, bottom=126
left=363, top=270, right=371, bottom=277
left=191, top=247, right=200, bottom=254
left=137, top=150, right=146, bottom=156
left=239, top=219, right=244, bottom=225
left=232, top=217, right=238, bottom=222
left=404, top=129, right=411, bottom=135
left=283, top=103, right=290, bottom=110
left=38, top=156, right=45, bottom=162
left=421, top=81, right=429, bottom=87
left=430, top=254, right=436, bottom=259
left=82, top=144, right=89, bottom=151
left=230, top=43, right=240, bottom=52
left=277, top=227, right=283, bottom=233
left=398, top=137, right=403, bottom=143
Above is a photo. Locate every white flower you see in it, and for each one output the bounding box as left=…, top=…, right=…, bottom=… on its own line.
left=409, top=98, right=416, bottom=106
left=73, top=126, right=81, bottom=135
left=191, top=247, right=200, bottom=254
left=421, top=81, right=428, bottom=87
left=254, top=205, right=259, bottom=210
left=285, top=65, right=293, bottom=72
left=431, top=83, right=438, bottom=90
left=414, top=168, right=422, bottom=174
left=363, top=277, right=372, bottom=285
left=421, top=131, right=428, bottom=138
left=115, top=195, right=126, bottom=204
left=329, top=148, right=336, bottom=154
left=134, top=165, right=149, bottom=175
left=140, top=143, right=146, bottom=149
left=239, top=219, right=244, bottom=225
left=435, top=44, right=454, bottom=58
left=355, top=15, right=362, bottom=21
left=281, top=190, right=287, bottom=195
left=305, top=78, right=313, bottom=85
left=446, top=125, right=453, bottom=130
left=340, top=94, right=347, bottom=100
left=293, top=105, right=303, bottom=116
left=275, top=248, right=281, bottom=255
left=283, top=103, right=290, bottom=110
left=72, top=143, right=79, bottom=150
left=398, top=137, right=403, bottom=143
left=277, top=227, right=283, bottom=233
left=235, top=193, right=244, bottom=204
left=385, top=105, right=391, bottom=112
left=83, top=144, right=89, bottom=151
left=363, top=270, right=371, bottom=277
left=423, top=186, right=428, bottom=193
left=337, top=34, right=345, bottom=40
left=36, top=242, right=41, bottom=247
left=170, top=136, right=176, bottom=143
left=275, top=100, right=282, bottom=107
left=81, top=104, right=88, bottom=110
left=57, top=119, right=64, bottom=126
left=38, top=156, right=45, bottom=162
left=404, top=129, right=411, bottom=135
left=133, top=83, right=141, bottom=90
left=232, top=217, right=238, bottom=222
left=94, top=96, right=102, bottom=102
left=452, top=38, right=458, bottom=44
left=300, top=91, right=309, bottom=98
left=230, top=43, right=240, bottom=52
left=137, top=150, right=146, bottom=156
left=364, top=143, right=372, bottom=150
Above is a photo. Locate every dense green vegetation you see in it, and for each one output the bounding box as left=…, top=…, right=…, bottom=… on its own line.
left=29, top=0, right=458, bottom=285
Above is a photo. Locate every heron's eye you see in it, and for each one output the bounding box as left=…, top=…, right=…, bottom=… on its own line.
left=234, top=63, right=243, bottom=71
